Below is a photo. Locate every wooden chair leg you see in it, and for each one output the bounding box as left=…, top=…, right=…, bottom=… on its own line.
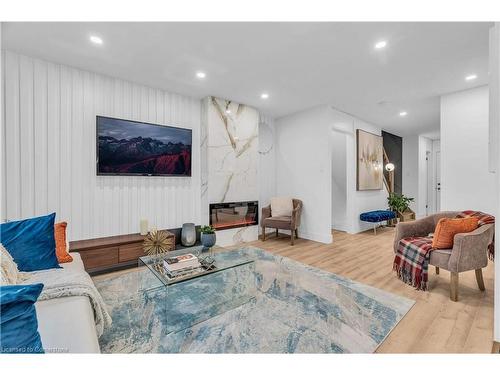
left=291, top=229, right=295, bottom=245
left=475, top=269, right=485, bottom=291
left=450, top=272, right=459, bottom=302
left=276, top=228, right=279, bottom=238
left=492, top=341, right=500, bottom=353
left=435, top=266, right=440, bottom=275
left=262, top=227, right=266, bottom=241
left=295, top=229, right=299, bottom=239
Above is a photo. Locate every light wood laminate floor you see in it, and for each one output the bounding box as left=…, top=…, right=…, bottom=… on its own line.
left=247, top=227, right=494, bottom=353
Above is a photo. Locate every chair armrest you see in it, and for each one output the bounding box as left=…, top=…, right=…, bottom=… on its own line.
left=448, top=224, right=494, bottom=272
left=393, top=216, right=435, bottom=253
left=261, top=205, right=271, bottom=226
left=291, top=202, right=303, bottom=229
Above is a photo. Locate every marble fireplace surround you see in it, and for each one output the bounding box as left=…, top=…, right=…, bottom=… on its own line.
left=201, top=96, right=260, bottom=246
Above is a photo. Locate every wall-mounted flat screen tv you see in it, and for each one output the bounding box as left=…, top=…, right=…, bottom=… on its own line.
left=97, top=116, right=192, bottom=176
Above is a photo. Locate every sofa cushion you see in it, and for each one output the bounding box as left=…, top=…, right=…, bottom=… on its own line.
left=271, top=197, right=294, bottom=217
left=0, top=283, right=45, bottom=353
left=0, top=213, right=61, bottom=272
left=1, top=244, right=20, bottom=285
left=432, top=217, right=479, bottom=249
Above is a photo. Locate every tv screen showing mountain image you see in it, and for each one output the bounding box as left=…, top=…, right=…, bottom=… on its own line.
left=97, top=116, right=192, bottom=176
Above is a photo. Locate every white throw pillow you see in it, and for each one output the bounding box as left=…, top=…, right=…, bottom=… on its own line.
left=271, top=197, right=294, bottom=217
left=1, top=243, right=20, bottom=285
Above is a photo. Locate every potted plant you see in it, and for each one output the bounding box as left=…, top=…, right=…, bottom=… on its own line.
left=200, top=225, right=216, bottom=250
left=387, top=193, right=416, bottom=222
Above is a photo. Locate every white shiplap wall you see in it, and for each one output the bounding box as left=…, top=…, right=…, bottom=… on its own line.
left=2, top=51, right=201, bottom=241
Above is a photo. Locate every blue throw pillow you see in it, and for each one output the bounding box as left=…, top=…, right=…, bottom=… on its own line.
left=0, top=283, right=45, bottom=354
left=0, top=213, right=61, bottom=271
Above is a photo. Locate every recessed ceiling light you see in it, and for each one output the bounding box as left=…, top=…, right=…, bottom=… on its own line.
left=374, top=40, right=387, bottom=49
left=225, top=109, right=231, bottom=114
left=89, top=35, right=103, bottom=45
left=465, top=74, right=477, bottom=81
left=399, top=111, right=408, bottom=117
left=260, top=93, right=269, bottom=99
left=196, top=71, right=206, bottom=79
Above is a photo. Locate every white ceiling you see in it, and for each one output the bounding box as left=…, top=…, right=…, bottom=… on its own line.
left=2, top=22, right=492, bottom=138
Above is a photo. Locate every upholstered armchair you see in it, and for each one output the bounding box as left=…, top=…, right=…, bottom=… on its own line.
left=261, top=199, right=303, bottom=245
left=394, top=211, right=494, bottom=301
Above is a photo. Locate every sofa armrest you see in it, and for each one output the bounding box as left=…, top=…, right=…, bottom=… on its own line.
left=448, top=224, right=494, bottom=272
left=393, top=216, right=435, bottom=253
left=261, top=205, right=271, bottom=226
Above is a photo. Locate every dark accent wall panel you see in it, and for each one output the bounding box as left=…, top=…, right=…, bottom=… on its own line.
left=382, top=131, right=402, bottom=194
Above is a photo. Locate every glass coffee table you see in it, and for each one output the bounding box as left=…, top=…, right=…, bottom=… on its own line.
left=137, top=248, right=256, bottom=334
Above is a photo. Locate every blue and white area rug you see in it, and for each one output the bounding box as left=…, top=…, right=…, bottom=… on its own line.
left=94, top=247, right=414, bottom=353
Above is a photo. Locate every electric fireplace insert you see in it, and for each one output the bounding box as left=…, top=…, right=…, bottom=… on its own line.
left=209, top=201, right=259, bottom=231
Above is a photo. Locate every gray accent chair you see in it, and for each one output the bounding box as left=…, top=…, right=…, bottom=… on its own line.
left=261, top=199, right=303, bottom=245
left=394, top=211, right=494, bottom=301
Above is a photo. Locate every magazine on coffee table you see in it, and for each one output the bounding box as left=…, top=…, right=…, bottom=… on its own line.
left=154, top=255, right=217, bottom=282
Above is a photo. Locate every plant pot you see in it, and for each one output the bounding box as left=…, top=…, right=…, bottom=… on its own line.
left=397, top=209, right=416, bottom=222
left=201, top=233, right=216, bottom=249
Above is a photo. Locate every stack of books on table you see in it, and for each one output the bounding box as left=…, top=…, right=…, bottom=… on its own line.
left=163, top=253, right=201, bottom=278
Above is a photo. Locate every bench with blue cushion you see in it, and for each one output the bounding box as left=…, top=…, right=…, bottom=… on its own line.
left=359, top=210, right=396, bottom=234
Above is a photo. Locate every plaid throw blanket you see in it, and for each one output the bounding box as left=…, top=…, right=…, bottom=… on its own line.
left=393, top=236, right=434, bottom=290
left=456, top=210, right=495, bottom=260
left=393, top=210, right=495, bottom=291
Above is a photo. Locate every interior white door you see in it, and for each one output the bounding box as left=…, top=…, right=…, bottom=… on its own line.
left=435, top=151, right=441, bottom=211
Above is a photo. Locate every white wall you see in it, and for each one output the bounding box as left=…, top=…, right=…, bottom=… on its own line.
left=488, top=23, right=500, bottom=344
left=328, top=107, right=389, bottom=235
left=275, top=104, right=390, bottom=242
left=0, top=23, right=3, bottom=222
left=402, top=135, right=419, bottom=214
left=331, top=130, right=348, bottom=231
left=330, top=109, right=389, bottom=234
left=346, top=116, right=388, bottom=233
left=440, top=86, right=497, bottom=213
left=402, top=134, right=438, bottom=217
left=275, top=105, right=332, bottom=243
left=418, top=136, right=433, bottom=216
left=258, top=114, right=276, bottom=211
left=2, top=51, right=202, bottom=241
left=431, top=139, right=441, bottom=213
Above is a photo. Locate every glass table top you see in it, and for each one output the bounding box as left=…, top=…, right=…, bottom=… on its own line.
left=138, top=248, right=255, bottom=287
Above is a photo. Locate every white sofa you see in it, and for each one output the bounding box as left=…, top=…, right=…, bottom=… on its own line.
left=35, top=253, right=101, bottom=353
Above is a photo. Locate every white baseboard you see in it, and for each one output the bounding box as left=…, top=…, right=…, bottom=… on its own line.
left=298, top=230, right=333, bottom=244
left=266, top=229, right=332, bottom=244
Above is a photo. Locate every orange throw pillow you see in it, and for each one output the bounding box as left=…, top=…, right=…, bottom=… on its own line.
left=432, top=217, right=479, bottom=249
left=54, top=222, right=73, bottom=263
